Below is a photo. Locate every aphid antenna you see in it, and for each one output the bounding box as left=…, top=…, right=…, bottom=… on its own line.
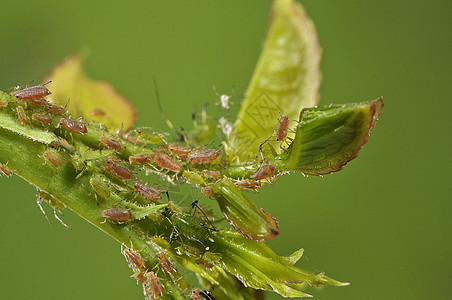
left=191, top=200, right=218, bottom=232
left=42, top=80, right=52, bottom=86
left=152, top=76, right=178, bottom=135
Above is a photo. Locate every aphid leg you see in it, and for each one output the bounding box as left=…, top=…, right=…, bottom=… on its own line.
left=259, top=134, right=276, bottom=161
left=192, top=237, right=209, bottom=251
left=191, top=201, right=218, bottom=231
left=52, top=206, right=71, bottom=230
left=36, top=193, right=50, bottom=225
left=163, top=190, right=170, bottom=202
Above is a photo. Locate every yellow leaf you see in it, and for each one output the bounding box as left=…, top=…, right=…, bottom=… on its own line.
left=45, top=54, right=137, bottom=131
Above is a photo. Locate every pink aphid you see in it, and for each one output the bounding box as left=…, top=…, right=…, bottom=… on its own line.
left=105, top=156, right=134, bottom=180
left=187, top=149, right=220, bottom=164
left=276, top=115, right=290, bottom=141
left=123, top=247, right=147, bottom=272
left=14, top=82, right=51, bottom=101
left=59, top=118, right=88, bottom=135
left=133, top=181, right=164, bottom=202
left=151, top=153, right=181, bottom=173
left=101, top=208, right=132, bottom=222
left=99, top=135, right=122, bottom=152
left=250, top=164, right=276, bottom=181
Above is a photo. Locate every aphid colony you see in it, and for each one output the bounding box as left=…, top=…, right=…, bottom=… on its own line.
left=121, top=246, right=209, bottom=299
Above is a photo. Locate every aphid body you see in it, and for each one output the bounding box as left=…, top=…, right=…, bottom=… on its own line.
left=100, top=135, right=122, bottom=152
left=123, top=247, right=147, bottom=272
left=189, top=289, right=203, bottom=300
left=32, top=113, right=53, bottom=125
left=202, top=170, right=220, bottom=179
left=143, top=271, right=163, bottom=300
left=101, top=208, right=132, bottom=223
left=16, top=105, right=29, bottom=125
left=201, top=187, right=215, bottom=197
left=89, top=108, right=106, bottom=117
left=129, top=154, right=151, bottom=164
left=48, top=104, right=67, bottom=115
left=59, top=118, right=88, bottom=134
left=43, top=150, right=63, bottom=168
left=14, top=83, right=51, bottom=100
left=151, top=153, right=181, bottom=173
left=235, top=179, right=260, bottom=191
left=105, top=156, right=134, bottom=180
left=0, top=163, right=13, bottom=177
left=134, top=181, right=165, bottom=202
left=158, top=253, right=175, bottom=274
left=167, top=144, right=191, bottom=159
left=90, top=176, right=111, bottom=199
left=183, top=171, right=204, bottom=185
left=187, top=149, right=220, bottom=164
left=250, top=164, right=276, bottom=181
left=276, top=115, right=290, bottom=141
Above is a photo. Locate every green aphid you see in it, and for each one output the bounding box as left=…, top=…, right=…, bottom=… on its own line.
left=134, top=127, right=167, bottom=144
left=162, top=207, right=217, bottom=250
left=182, top=170, right=204, bottom=185
left=89, top=176, right=111, bottom=202
left=186, top=106, right=217, bottom=145
left=71, top=154, right=85, bottom=172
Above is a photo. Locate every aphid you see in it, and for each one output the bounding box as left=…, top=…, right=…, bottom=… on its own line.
left=183, top=171, right=204, bottom=185
left=143, top=271, right=163, bottom=300
left=43, top=150, right=64, bottom=168
left=101, top=208, right=133, bottom=223
left=48, top=104, right=67, bottom=115
left=16, top=105, right=29, bottom=125
left=0, top=163, right=13, bottom=177
left=135, top=127, right=166, bottom=144
left=158, top=253, right=175, bottom=274
left=118, top=124, right=141, bottom=145
left=136, top=271, right=147, bottom=284
left=189, top=289, right=215, bottom=300
left=36, top=190, right=71, bottom=229
left=167, top=144, right=191, bottom=159
left=99, top=135, right=122, bottom=152
left=151, top=153, right=181, bottom=173
left=163, top=207, right=218, bottom=250
left=134, top=181, right=168, bottom=202
left=200, top=187, right=215, bottom=197
left=32, top=113, right=53, bottom=125
left=195, top=259, right=213, bottom=269
left=0, top=99, right=8, bottom=107
left=14, top=81, right=51, bottom=100
left=235, top=179, right=260, bottom=191
left=129, top=154, right=151, bottom=164
left=90, top=176, right=111, bottom=202
left=71, top=154, right=85, bottom=172
left=50, top=138, right=77, bottom=152
left=89, top=108, right=106, bottom=117
left=187, top=149, right=220, bottom=165
left=190, top=289, right=203, bottom=300
left=59, top=118, right=88, bottom=134
left=123, top=246, right=147, bottom=272
left=105, top=156, right=134, bottom=180
left=250, top=164, right=276, bottom=181
left=276, top=115, right=290, bottom=141
left=202, top=170, right=220, bottom=179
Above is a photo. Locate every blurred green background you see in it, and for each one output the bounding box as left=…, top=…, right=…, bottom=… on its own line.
left=0, top=0, right=450, bottom=299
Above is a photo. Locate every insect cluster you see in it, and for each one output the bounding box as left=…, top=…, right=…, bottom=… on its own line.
left=1, top=82, right=296, bottom=299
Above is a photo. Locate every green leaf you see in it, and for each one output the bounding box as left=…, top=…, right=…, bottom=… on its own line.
left=284, top=98, right=384, bottom=175
left=213, top=179, right=279, bottom=241
left=213, top=231, right=350, bottom=298
left=45, top=54, right=137, bottom=131
left=227, top=0, right=321, bottom=162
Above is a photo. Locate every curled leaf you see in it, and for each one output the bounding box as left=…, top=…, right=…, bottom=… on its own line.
left=213, top=179, right=279, bottom=241
left=228, top=0, right=321, bottom=162
left=45, top=54, right=137, bottom=131
left=284, top=97, right=384, bottom=174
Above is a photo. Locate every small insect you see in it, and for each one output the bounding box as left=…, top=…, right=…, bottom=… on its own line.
left=123, top=246, right=147, bottom=272
left=167, top=144, right=191, bottom=159
left=0, top=163, right=13, bottom=177
left=101, top=208, right=133, bottom=223
left=183, top=171, right=204, bottom=185
left=89, top=108, right=106, bottom=117
left=195, top=259, right=213, bottom=269
left=99, top=135, right=122, bottom=152
left=158, top=253, right=175, bottom=274
left=189, top=289, right=203, bottom=300
left=235, top=179, right=260, bottom=191
left=200, top=187, right=215, bottom=197
left=43, top=150, right=64, bottom=168
left=129, top=154, right=152, bottom=164
left=90, top=176, right=111, bottom=202
left=202, top=170, right=220, bottom=179
left=134, top=181, right=168, bottom=202
left=189, top=289, right=215, bottom=300
left=135, top=127, right=166, bottom=144
left=276, top=115, right=290, bottom=141
left=14, top=81, right=52, bottom=100
left=143, top=271, right=163, bottom=300
left=71, top=154, right=85, bottom=172
left=16, top=105, right=29, bottom=125
left=250, top=164, right=276, bottom=181
left=59, top=118, right=88, bottom=134
left=187, top=149, right=220, bottom=165
left=36, top=190, right=71, bottom=229
left=48, top=104, right=67, bottom=115
left=105, top=156, right=134, bottom=180
left=49, top=138, right=77, bottom=152
left=151, top=153, right=181, bottom=173
left=32, top=113, right=53, bottom=125
left=163, top=206, right=218, bottom=250
left=0, top=99, right=8, bottom=107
